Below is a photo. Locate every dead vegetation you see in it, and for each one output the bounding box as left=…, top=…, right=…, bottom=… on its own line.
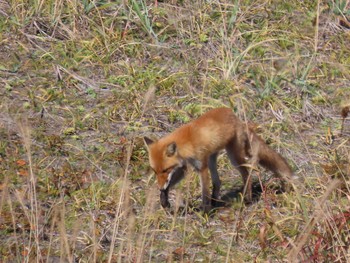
left=0, top=0, right=349, bottom=262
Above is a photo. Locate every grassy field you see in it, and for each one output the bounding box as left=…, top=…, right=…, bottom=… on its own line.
left=0, top=0, right=350, bottom=262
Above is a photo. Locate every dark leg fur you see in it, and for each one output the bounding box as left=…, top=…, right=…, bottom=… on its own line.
left=199, top=167, right=212, bottom=213
left=160, top=189, right=170, bottom=208
left=226, top=136, right=255, bottom=203
left=208, top=153, right=223, bottom=207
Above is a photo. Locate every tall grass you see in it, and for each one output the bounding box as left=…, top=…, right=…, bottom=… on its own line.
left=129, top=0, right=158, bottom=42
left=18, top=121, right=42, bottom=262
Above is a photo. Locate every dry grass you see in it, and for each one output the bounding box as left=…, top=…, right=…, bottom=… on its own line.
left=0, top=0, right=350, bottom=262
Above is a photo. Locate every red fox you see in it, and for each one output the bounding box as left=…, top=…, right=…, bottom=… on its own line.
left=144, top=107, right=294, bottom=212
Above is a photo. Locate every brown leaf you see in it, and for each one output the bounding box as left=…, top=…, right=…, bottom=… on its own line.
left=21, top=248, right=29, bottom=256
left=16, top=159, right=26, bottom=166
left=18, top=169, right=29, bottom=177
left=173, top=246, right=185, bottom=256
left=339, top=18, right=350, bottom=29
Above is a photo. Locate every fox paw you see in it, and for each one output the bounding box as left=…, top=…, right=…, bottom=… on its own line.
left=211, top=199, right=225, bottom=208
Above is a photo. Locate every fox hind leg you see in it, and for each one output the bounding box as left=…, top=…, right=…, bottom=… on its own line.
left=226, top=140, right=253, bottom=203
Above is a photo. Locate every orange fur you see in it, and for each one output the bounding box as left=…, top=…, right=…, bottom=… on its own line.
left=144, top=107, right=294, bottom=212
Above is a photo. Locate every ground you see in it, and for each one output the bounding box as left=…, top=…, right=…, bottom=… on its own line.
left=0, top=0, right=349, bottom=262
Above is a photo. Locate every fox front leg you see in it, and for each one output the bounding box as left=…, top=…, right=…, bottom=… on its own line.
left=199, top=167, right=212, bottom=213
left=208, top=153, right=222, bottom=207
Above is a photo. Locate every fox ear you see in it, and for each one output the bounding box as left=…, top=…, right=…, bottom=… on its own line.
left=144, top=137, right=154, bottom=149
left=166, top=142, right=177, bottom=157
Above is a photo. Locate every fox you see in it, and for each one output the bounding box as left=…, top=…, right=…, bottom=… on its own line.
left=144, top=107, right=294, bottom=213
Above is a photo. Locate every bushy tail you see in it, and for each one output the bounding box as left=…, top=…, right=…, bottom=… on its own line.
left=249, top=130, right=294, bottom=191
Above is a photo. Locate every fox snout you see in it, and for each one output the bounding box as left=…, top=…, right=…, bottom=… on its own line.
left=156, top=173, right=170, bottom=190
left=157, top=165, right=187, bottom=191
left=156, top=165, right=187, bottom=209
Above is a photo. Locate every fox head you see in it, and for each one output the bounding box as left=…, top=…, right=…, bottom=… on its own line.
left=144, top=137, right=186, bottom=192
